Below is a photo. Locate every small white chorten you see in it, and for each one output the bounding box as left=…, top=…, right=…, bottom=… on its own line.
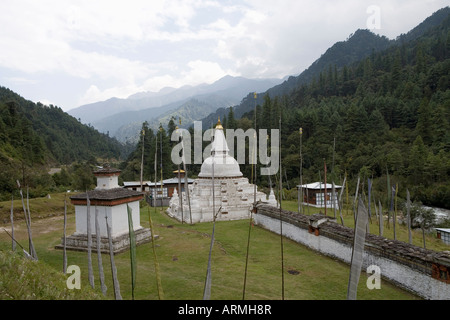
left=57, top=167, right=152, bottom=254
left=167, top=118, right=278, bottom=224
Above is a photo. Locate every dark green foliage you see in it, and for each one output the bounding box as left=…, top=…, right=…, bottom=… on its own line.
left=0, top=87, right=123, bottom=164
left=116, top=8, right=450, bottom=211
left=0, top=87, right=124, bottom=198
left=120, top=121, right=179, bottom=182
left=0, top=250, right=103, bottom=300
left=234, top=8, right=450, bottom=209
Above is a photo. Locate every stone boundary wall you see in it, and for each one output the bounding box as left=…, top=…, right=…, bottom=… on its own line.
left=254, top=204, right=450, bottom=300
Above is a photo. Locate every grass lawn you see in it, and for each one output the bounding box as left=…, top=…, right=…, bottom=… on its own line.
left=1, top=193, right=442, bottom=300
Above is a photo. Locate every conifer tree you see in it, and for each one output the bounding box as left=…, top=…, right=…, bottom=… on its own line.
left=227, top=107, right=237, bottom=129
left=261, top=94, right=272, bottom=129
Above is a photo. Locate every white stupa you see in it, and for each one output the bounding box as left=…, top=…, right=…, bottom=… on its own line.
left=167, top=118, right=278, bottom=224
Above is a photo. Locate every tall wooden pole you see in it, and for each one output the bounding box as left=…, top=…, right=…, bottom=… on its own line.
left=279, top=116, right=284, bottom=300
left=324, top=159, right=327, bottom=216
left=140, top=129, right=145, bottom=193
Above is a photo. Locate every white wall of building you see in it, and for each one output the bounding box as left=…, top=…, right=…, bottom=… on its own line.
left=96, top=175, right=120, bottom=189
left=75, top=201, right=141, bottom=238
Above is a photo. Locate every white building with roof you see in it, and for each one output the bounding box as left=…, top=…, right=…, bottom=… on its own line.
left=57, top=167, right=152, bottom=254
left=297, top=182, right=342, bottom=208
left=166, top=119, right=277, bottom=224
left=436, top=228, right=450, bottom=245
left=123, top=181, right=152, bottom=192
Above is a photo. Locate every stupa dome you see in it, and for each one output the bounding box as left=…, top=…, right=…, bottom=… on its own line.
left=167, top=117, right=277, bottom=224
left=198, top=155, right=243, bottom=178
left=198, top=118, right=243, bottom=178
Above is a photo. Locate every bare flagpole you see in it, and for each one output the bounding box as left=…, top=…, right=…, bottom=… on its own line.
left=160, top=126, right=163, bottom=210
left=347, top=198, right=369, bottom=300
left=140, top=128, right=145, bottom=193
left=298, top=128, right=303, bottom=214
left=243, top=92, right=257, bottom=300
left=176, top=122, right=183, bottom=224
left=406, top=189, right=412, bottom=244
left=95, top=207, right=107, bottom=296
left=17, top=180, right=36, bottom=260
left=106, top=214, right=122, bottom=300
left=279, top=115, right=285, bottom=300
left=324, top=159, right=327, bottom=216
left=63, top=194, right=67, bottom=273
left=86, top=192, right=94, bottom=289
left=179, top=118, right=192, bottom=224
left=10, top=194, right=15, bottom=252
left=203, top=121, right=217, bottom=300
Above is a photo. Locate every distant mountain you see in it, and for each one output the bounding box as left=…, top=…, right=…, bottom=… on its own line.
left=0, top=87, right=123, bottom=165
left=202, top=30, right=393, bottom=126
left=69, top=75, right=281, bottom=126
left=396, top=6, right=450, bottom=43
left=101, top=95, right=235, bottom=143
left=197, top=7, right=450, bottom=209
left=70, top=76, right=282, bottom=142
left=113, top=98, right=222, bottom=143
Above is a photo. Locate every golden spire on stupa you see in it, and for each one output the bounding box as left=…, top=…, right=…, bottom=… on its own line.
left=215, top=116, right=223, bottom=130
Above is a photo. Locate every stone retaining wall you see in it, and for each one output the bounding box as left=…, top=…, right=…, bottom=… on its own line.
left=254, top=204, right=450, bottom=300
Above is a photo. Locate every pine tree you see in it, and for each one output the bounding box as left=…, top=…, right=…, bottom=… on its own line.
left=408, top=135, right=428, bottom=185
left=271, top=96, right=280, bottom=129
left=222, top=114, right=227, bottom=130
left=261, top=94, right=272, bottom=129
left=167, top=116, right=177, bottom=138
left=391, top=49, right=402, bottom=89
left=415, top=42, right=427, bottom=74
left=227, top=107, right=237, bottom=129
left=416, top=98, right=433, bottom=145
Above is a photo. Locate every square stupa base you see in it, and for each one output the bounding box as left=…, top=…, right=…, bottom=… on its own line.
left=55, top=227, right=153, bottom=255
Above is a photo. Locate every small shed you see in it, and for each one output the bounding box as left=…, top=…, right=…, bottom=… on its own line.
left=297, top=182, right=342, bottom=208
left=123, top=181, right=152, bottom=192
left=436, top=228, right=450, bottom=245
left=147, top=170, right=194, bottom=207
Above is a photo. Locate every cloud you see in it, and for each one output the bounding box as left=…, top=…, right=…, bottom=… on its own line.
left=183, top=60, right=231, bottom=84
left=78, top=59, right=234, bottom=106
left=210, top=0, right=449, bottom=77
left=35, top=99, right=57, bottom=107
left=5, top=77, right=38, bottom=85
left=1, top=0, right=448, bottom=111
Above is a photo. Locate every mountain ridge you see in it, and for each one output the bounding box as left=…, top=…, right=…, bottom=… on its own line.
left=201, top=7, right=450, bottom=127
left=68, top=75, right=283, bottom=128
left=201, top=28, right=393, bottom=127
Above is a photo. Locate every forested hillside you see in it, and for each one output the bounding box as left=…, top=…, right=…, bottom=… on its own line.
left=237, top=9, right=450, bottom=209
left=0, top=87, right=124, bottom=198
left=122, top=8, right=450, bottom=210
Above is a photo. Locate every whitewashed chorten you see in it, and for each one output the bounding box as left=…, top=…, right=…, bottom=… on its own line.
left=167, top=119, right=277, bottom=223
left=58, top=166, right=152, bottom=254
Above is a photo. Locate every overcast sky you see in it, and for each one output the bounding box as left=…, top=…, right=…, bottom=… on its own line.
left=0, top=0, right=448, bottom=111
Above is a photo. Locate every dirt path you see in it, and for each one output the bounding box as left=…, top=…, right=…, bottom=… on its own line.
left=1, top=214, right=73, bottom=244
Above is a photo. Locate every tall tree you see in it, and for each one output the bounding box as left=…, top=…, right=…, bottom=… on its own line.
left=408, top=135, right=429, bottom=185
left=416, top=98, right=433, bottom=145
left=227, top=107, right=237, bottom=130
left=261, top=94, right=272, bottom=129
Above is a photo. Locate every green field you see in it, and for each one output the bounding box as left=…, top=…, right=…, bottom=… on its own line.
left=2, top=193, right=446, bottom=300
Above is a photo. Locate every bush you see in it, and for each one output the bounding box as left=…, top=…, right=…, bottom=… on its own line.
left=0, top=250, right=103, bottom=300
